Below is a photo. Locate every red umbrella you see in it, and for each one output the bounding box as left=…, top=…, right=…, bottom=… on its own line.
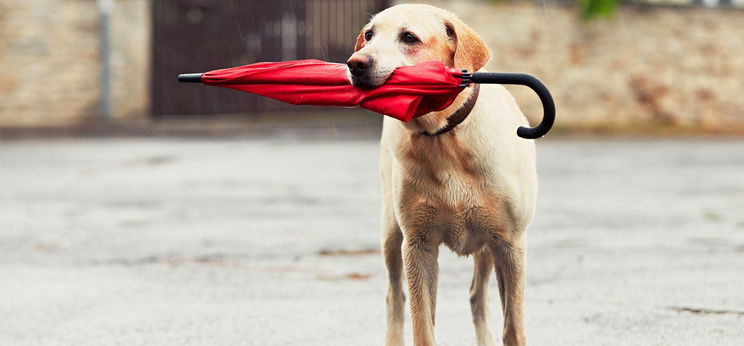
left=179, top=60, right=555, bottom=139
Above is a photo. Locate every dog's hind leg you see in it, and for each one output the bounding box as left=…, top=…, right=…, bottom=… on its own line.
left=470, top=248, right=497, bottom=346
left=382, top=222, right=405, bottom=346
left=402, top=235, right=439, bottom=346
left=490, top=237, right=527, bottom=346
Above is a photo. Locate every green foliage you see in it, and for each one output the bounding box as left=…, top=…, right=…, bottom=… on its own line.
left=579, top=0, right=620, bottom=20
left=489, top=0, right=619, bottom=21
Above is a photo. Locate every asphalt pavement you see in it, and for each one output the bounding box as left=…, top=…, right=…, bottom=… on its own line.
left=1, top=137, right=742, bottom=345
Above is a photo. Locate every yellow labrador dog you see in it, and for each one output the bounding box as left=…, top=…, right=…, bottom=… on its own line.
left=347, top=4, right=536, bottom=346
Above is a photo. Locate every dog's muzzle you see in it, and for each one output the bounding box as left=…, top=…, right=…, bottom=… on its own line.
left=347, top=55, right=377, bottom=88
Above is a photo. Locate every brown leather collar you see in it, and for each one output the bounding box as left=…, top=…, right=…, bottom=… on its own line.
left=420, top=84, right=480, bottom=137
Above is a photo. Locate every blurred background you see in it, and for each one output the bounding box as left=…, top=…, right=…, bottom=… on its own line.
left=0, top=0, right=742, bottom=345
left=1, top=0, right=743, bottom=133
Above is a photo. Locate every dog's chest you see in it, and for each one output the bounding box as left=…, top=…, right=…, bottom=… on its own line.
left=394, top=135, right=514, bottom=254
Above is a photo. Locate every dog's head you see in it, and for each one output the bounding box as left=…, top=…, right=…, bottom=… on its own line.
left=347, top=4, right=491, bottom=89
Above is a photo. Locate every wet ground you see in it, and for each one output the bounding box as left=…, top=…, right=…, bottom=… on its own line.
left=1, top=138, right=743, bottom=345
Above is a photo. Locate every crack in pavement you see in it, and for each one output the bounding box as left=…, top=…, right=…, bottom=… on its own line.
left=665, top=306, right=744, bottom=316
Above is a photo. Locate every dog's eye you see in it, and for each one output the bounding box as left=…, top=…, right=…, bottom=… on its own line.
left=400, top=32, right=419, bottom=44
left=364, top=30, right=373, bottom=41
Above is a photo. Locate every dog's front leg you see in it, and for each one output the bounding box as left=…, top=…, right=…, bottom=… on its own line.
left=382, top=225, right=405, bottom=346
left=491, top=237, right=527, bottom=346
left=402, top=235, right=439, bottom=346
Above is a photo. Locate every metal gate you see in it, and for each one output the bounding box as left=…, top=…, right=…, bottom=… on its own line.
left=152, top=0, right=389, bottom=116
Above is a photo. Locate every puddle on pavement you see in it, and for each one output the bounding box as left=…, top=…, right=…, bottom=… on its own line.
left=317, top=248, right=379, bottom=256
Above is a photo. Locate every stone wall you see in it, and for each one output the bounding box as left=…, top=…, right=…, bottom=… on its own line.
left=1, top=0, right=742, bottom=132
left=400, top=0, right=744, bottom=133
left=0, top=0, right=150, bottom=127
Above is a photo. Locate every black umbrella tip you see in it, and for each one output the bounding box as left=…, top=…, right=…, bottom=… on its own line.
left=178, top=73, right=203, bottom=83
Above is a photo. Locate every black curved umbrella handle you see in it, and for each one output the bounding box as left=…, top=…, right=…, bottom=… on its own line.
left=464, top=72, right=555, bottom=139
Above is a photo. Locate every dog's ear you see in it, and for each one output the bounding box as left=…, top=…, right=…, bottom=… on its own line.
left=445, top=18, right=491, bottom=72
left=354, top=30, right=366, bottom=52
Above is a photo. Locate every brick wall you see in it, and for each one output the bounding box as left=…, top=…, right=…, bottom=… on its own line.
left=0, top=0, right=150, bottom=127
left=400, top=0, right=744, bottom=133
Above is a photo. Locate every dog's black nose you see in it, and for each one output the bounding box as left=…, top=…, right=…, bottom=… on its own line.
left=347, top=55, right=371, bottom=76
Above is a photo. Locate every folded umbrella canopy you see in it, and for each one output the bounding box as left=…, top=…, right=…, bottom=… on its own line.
left=179, top=59, right=555, bottom=139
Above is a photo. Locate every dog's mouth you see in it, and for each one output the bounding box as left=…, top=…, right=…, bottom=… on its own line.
left=349, top=75, right=381, bottom=89
left=348, top=66, right=396, bottom=90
